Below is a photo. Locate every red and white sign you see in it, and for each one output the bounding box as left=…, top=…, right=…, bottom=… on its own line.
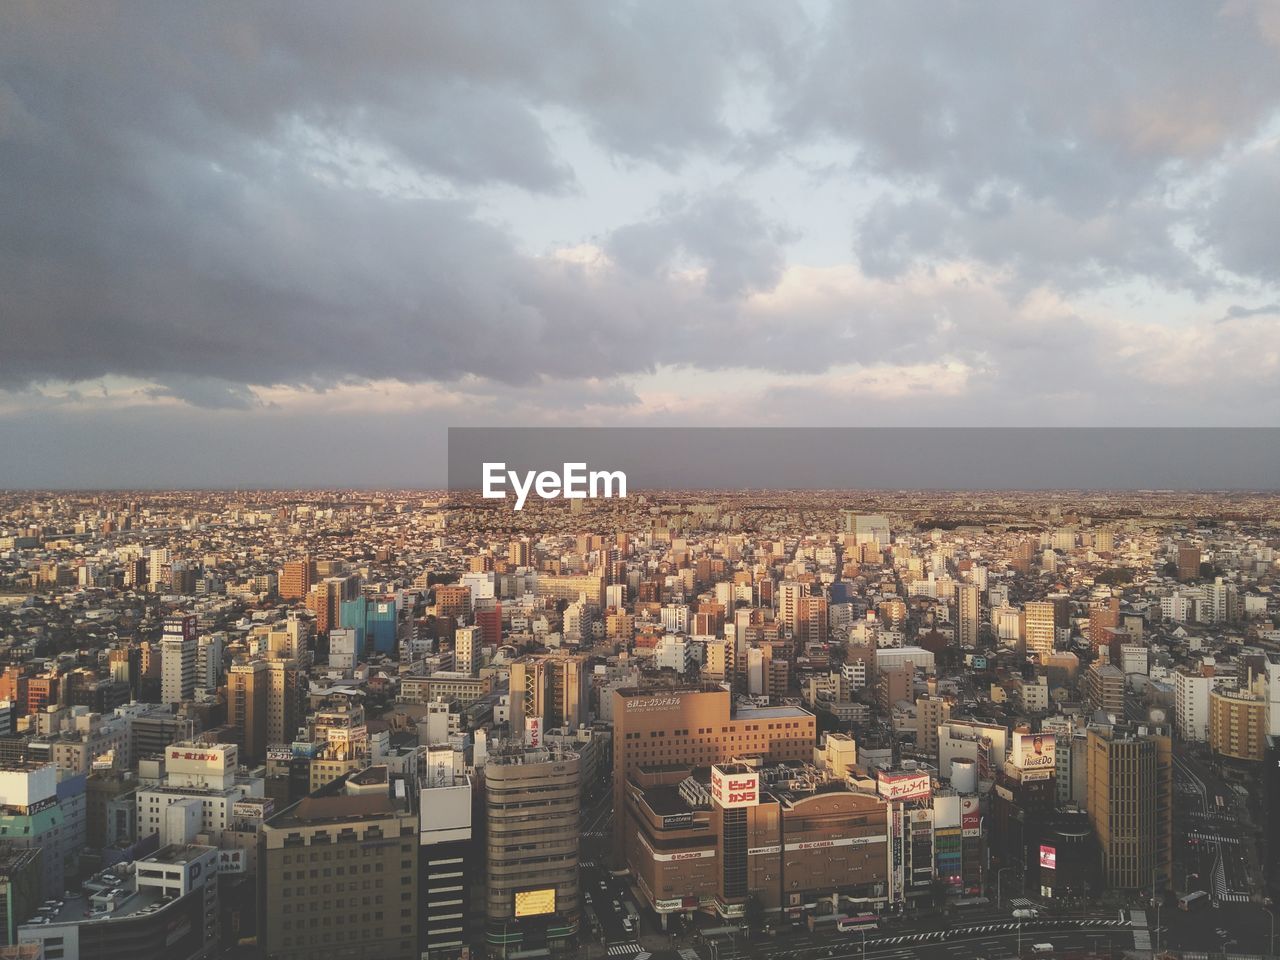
left=525, top=716, right=542, bottom=748
left=710, top=766, right=759, bottom=808
left=961, top=797, right=981, bottom=837
left=1039, top=844, right=1056, bottom=870
left=877, top=771, right=931, bottom=802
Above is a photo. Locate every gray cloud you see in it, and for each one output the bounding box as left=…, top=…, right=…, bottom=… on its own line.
left=3, top=1, right=1280, bottom=484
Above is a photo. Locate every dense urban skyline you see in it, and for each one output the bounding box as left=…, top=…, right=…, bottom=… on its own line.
left=5, top=3, right=1280, bottom=485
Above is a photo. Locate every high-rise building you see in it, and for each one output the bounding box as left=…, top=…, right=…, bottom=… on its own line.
left=454, top=625, right=480, bottom=677
left=1177, top=543, right=1202, bottom=582
left=196, top=633, right=224, bottom=692
left=1024, top=602, right=1056, bottom=662
left=148, top=548, right=171, bottom=590
left=1174, top=668, right=1213, bottom=742
left=1209, top=688, right=1266, bottom=762
left=418, top=754, right=474, bottom=960
left=957, top=582, right=980, bottom=649
left=484, top=744, right=580, bottom=957
left=228, top=659, right=269, bottom=763
left=160, top=613, right=197, bottom=705
left=509, top=654, right=590, bottom=734
left=279, top=555, right=314, bottom=600
left=260, top=766, right=419, bottom=960
left=1086, top=724, right=1172, bottom=892
left=610, top=685, right=817, bottom=867
left=308, top=575, right=359, bottom=636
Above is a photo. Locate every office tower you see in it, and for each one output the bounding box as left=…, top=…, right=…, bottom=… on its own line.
left=196, top=633, right=224, bottom=692
left=228, top=660, right=268, bottom=763
left=261, top=767, right=418, bottom=960
left=1094, top=528, right=1115, bottom=553
left=1086, top=663, right=1126, bottom=716
left=454, top=625, right=481, bottom=676
left=147, top=547, right=171, bottom=590
left=1086, top=725, right=1172, bottom=892
left=957, top=582, right=980, bottom=649
left=1177, top=543, right=1201, bottom=582
left=1024, top=601, right=1056, bottom=662
left=419, top=757, right=474, bottom=960
left=279, top=556, right=314, bottom=600
left=160, top=613, right=197, bottom=705
left=485, top=744, right=580, bottom=957
left=610, top=685, right=817, bottom=867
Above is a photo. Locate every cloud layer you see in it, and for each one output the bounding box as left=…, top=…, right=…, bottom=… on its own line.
left=2, top=1, right=1280, bottom=484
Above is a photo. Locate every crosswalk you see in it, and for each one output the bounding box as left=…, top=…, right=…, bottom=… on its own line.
left=607, top=943, right=642, bottom=957
left=862, top=918, right=1131, bottom=949
left=680, top=949, right=700, bottom=960
left=1189, top=831, right=1240, bottom=844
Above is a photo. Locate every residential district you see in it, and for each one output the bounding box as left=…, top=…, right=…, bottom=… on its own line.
left=0, top=489, right=1279, bottom=960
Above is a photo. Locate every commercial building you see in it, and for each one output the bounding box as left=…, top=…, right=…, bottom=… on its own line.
left=418, top=756, right=474, bottom=960
left=484, top=744, right=580, bottom=957
left=1085, top=724, right=1172, bottom=892
left=160, top=614, right=198, bottom=706
left=0, top=763, right=85, bottom=898
left=625, top=759, right=890, bottom=921
left=259, top=766, right=419, bottom=960
left=136, top=743, right=264, bottom=846
left=228, top=658, right=304, bottom=766
left=17, top=844, right=220, bottom=960
left=611, top=685, right=817, bottom=867
left=509, top=655, right=590, bottom=735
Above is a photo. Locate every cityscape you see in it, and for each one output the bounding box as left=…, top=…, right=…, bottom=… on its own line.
left=0, top=488, right=1277, bottom=960
left=5, top=4, right=1280, bottom=960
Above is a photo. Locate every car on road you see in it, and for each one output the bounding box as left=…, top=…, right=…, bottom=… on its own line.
left=622, top=918, right=635, bottom=932
left=1031, top=945, right=1054, bottom=955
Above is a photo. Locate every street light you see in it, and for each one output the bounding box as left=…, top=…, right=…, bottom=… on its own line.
left=998, top=867, right=1015, bottom=911
left=1264, top=906, right=1275, bottom=958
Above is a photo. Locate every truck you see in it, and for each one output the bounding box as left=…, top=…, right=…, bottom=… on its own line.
left=1178, top=890, right=1210, bottom=912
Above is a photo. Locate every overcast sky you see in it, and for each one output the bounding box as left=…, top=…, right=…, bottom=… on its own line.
left=3, top=2, right=1280, bottom=487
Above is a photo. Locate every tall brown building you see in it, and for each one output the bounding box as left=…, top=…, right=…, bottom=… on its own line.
left=1177, top=543, right=1202, bottom=582
left=307, top=575, right=359, bottom=636
left=434, top=585, right=472, bottom=622
left=610, top=685, right=817, bottom=867
left=957, top=583, right=980, bottom=649
left=228, top=656, right=304, bottom=764
left=1086, top=725, right=1172, bottom=892
left=280, top=555, right=314, bottom=601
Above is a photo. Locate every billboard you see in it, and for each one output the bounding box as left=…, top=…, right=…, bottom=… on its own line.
left=525, top=716, right=542, bottom=748
left=217, top=848, right=246, bottom=874
left=877, top=771, right=931, bottom=802
left=514, top=888, right=556, bottom=918
left=1039, top=844, right=1056, bottom=870
left=233, top=798, right=275, bottom=820
left=1011, top=733, right=1055, bottom=770
left=960, top=797, right=981, bottom=837
left=167, top=745, right=235, bottom=775
left=710, top=766, right=759, bottom=808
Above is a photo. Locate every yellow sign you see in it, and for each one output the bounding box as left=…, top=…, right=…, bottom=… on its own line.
left=514, top=888, right=556, bottom=918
